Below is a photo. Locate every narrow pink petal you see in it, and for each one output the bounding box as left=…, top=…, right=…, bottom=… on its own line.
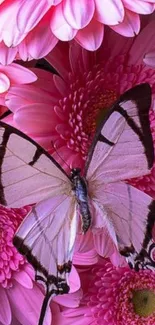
left=14, top=104, right=59, bottom=133
left=0, top=42, right=17, bottom=65
left=18, top=40, right=31, bottom=61
left=75, top=18, right=104, bottom=51
left=73, top=249, right=98, bottom=265
left=32, top=68, right=60, bottom=96
left=13, top=270, right=33, bottom=289
left=74, top=230, right=95, bottom=253
left=26, top=16, right=58, bottom=59
left=7, top=283, right=51, bottom=325
left=110, top=251, right=128, bottom=267
left=93, top=228, right=116, bottom=258
left=0, top=63, right=37, bottom=84
left=46, top=42, right=71, bottom=79
left=55, top=289, right=82, bottom=307
left=6, top=84, right=58, bottom=112
left=53, top=74, right=69, bottom=95
left=128, top=20, right=155, bottom=65
left=0, top=287, right=11, bottom=325
left=63, top=0, right=95, bottom=29
left=95, top=0, right=124, bottom=25
left=144, top=51, right=155, bottom=67
left=0, top=1, right=23, bottom=47
left=111, top=9, right=140, bottom=37
left=68, top=266, right=81, bottom=294
left=123, top=0, right=154, bottom=14
left=17, top=0, right=51, bottom=33
left=50, top=3, right=77, bottom=41
left=0, top=73, right=10, bottom=93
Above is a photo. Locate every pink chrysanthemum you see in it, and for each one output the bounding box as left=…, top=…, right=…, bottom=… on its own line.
left=0, top=205, right=51, bottom=325
left=3, top=20, right=155, bottom=198
left=52, top=260, right=155, bottom=325
left=0, top=1, right=154, bottom=64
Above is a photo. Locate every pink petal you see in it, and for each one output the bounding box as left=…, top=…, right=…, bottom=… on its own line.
left=17, top=0, right=51, bottom=33
left=111, top=9, right=140, bottom=37
left=110, top=251, right=128, bottom=267
left=0, top=73, right=10, bottom=93
left=144, top=51, right=155, bottom=67
left=0, top=42, right=17, bottom=65
left=93, top=228, right=116, bottom=258
left=128, top=20, right=155, bottom=65
left=46, top=42, right=71, bottom=79
left=25, top=16, right=58, bottom=60
left=7, top=282, right=51, bottom=325
left=18, top=40, right=31, bottom=61
left=31, top=68, right=59, bottom=95
left=73, top=249, right=98, bottom=265
left=50, top=3, right=77, bottom=41
left=62, top=0, right=95, bottom=29
left=75, top=18, right=104, bottom=51
left=6, top=81, right=58, bottom=113
left=95, top=0, right=124, bottom=25
left=53, top=74, right=69, bottom=96
left=13, top=270, right=33, bottom=289
left=68, top=266, right=81, bottom=294
left=14, top=104, right=59, bottom=133
left=0, top=63, right=37, bottom=84
left=123, top=0, right=154, bottom=14
left=74, top=231, right=95, bottom=253
left=0, top=1, right=23, bottom=47
left=0, top=287, right=11, bottom=325
left=54, top=289, right=82, bottom=308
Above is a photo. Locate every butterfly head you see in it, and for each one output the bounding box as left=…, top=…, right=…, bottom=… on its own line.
left=70, top=168, right=81, bottom=180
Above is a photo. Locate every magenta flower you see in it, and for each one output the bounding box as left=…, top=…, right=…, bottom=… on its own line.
left=52, top=259, right=155, bottom=325
left=4, top=20, right=155, bottom=183
left=0, top=63, right=37, bottom=118
left=0, top=1, right=154, bottom=64
left=0, top=205, right=51, bottom=325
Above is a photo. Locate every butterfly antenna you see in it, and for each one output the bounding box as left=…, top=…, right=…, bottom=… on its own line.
left=51, top=140, right=72, bottom=171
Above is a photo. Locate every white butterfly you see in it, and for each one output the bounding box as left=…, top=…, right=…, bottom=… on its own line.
left=0, top=83, right=155, bottom=325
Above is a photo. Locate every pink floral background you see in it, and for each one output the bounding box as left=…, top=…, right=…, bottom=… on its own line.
left=0, top=2, right=155, bottom=325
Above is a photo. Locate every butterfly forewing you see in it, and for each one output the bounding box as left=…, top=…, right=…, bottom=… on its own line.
left=85, top=83, right=154, bottom=183
left=0, top=121, right=70, bottom=206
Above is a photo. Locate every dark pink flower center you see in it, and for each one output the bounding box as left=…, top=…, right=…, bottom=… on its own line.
left=0, top=206, right=30, bottom=288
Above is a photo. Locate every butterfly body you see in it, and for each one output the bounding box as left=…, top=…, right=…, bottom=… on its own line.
left=70, top=168, right=91, bottom=233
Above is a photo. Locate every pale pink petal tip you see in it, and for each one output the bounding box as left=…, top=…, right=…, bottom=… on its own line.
left=0, top=73, right=10, bottom=93
left=62, top=0, right=95, bottom=29
left=95, top=0, right=124, bottom=25
left=143, top=51, right=155, bottom=68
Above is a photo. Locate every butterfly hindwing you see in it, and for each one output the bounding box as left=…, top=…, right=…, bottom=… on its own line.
left=13, top=195, right=77, bottom=293
left=91, top=181, right=155, bottom=270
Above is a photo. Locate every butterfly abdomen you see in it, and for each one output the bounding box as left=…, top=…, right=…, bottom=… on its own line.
left=70, top=168, right=91, bottom=233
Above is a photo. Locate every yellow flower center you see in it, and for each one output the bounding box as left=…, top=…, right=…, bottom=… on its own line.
left=132, top=289, right=155, bottom=317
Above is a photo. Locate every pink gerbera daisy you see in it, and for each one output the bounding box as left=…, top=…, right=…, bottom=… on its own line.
left=52, top=259, right=155, bottom=325
left=0, top=1, right=154, bottom=64
left=3, top=20, right=155, bottom=197
left=0, top=63, right=37, bottom=118
left=0, top=205, right=51, bottom=325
